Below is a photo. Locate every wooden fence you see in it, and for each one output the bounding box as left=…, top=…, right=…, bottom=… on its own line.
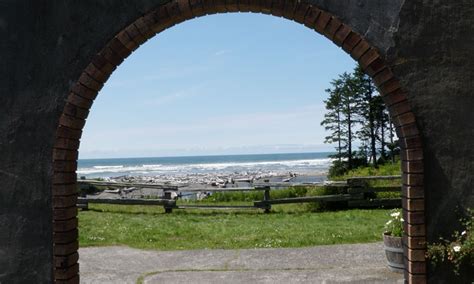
left=77, top=176, right=401, bottom=213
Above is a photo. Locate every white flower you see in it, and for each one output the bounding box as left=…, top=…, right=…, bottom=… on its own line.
left=400, top=218, right=404, bottom=222
left=386, top=220, right=393, bottom=225
left=461, top=231, right=466, bottom=236
left=390, top=212, right=400, bottom=217
left=453, top=245, right=461, bottom=252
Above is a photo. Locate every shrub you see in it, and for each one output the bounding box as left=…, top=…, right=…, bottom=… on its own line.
left=426, top=209, right=474, bottom=275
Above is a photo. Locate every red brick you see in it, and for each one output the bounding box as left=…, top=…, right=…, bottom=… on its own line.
left=351, top=39, right=370, bottom=60
left=373, top=68, right=394, bottom=86
left=401, top=160, right=424, bottom=173
left=52, top=183, right=78, bottom=197
left=271, top=0, right=285, bottom=16
left=54, top=218, right=79, bottom=233
left=54, top=229, right=79, bottom=244
left=406, top=248, right=426, bottom=262
left=59, top=114, right=86, bottom=130
left=396, top=123, right=420, bottom=138
left=380, top=78, right=402, bottom=95
left=388, top=101, right=412, bottom=117
left=149, top=6, right=174, bottom=34
left=53, top=172, right=77, bottom=185
left=53, top=195, right=78, bottom=208
left=393, top=112, right=416, bottom=128
left=292, top=2, right=309, bottom=23
left=133, top=17, right=154, bottom=38
left=53, top=149, right=79, bottom=161
left=55, top=252, right=79, bottom=269
left=399, top=136, right=423, bottom=150
left=165, top=1, right=185, bottom=23
left=109, top=37, right=132, bottom=59
left=303, top=7, right=321, bottom=29
left=116, top=30, right=138, bottom=52
left=402, top=211, right=426, bottom=226
left=71, top=83, right=97, bottom=100
left=209, top=0, right=227, bottom=13
left=323, top=17, right=341, bottom=40
left=333, top=24, right=351, bottom=46
left=402, top=185, right=425, bottom=199
left=283, top=0, right=299, bottom=20
left=84, top=63, right=108, bottom=83
left=62, top=103, right=89, bottom=120
left=314, top=11, right=331, bottom=34
left=405, top=273, right=426, bottom=284
left=188, top=0, right=205, bottom=16
left=124, top=22, right=147, bottom=45
left=54, top=206, right=78, bottom=221
left=56, top=126, right=82, bottom=140
left=359, top=48, right=380, bottom=69
left=67, top=93, right=93, bottom=109
left=55, top=275, right=80, bottom=284
left=405, top=260, right=427, bottom=274
left=381, top=89, right=407, bottom=107
left=401, top=148, right=424, bottom=161
left=406, top=273, right=427, bottom=284
left=403, top=198, right=425, bottom=212
left=53, top=160, right=78, bottom=173
left=248, top=0, right=262, bottom=13
left=54, top=263, right=79, bottom=280
left=402, top=173, right=424, bottom=186
left=92, top=54, right=116, bottom=75
left=406, top=224, right=426, bottom=237
left=342, top=32, right=362, bottom=53
left=101, top=46, right=124, bottom=67
left=364, top=58, right=386, bottom=77
left=54, top=138, right=80, bottom=151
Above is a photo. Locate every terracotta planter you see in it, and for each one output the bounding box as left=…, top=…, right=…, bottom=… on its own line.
left=383, top=233, right=404, bottom=273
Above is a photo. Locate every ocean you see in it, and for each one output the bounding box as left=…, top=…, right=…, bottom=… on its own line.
left=77, top=152, right=333, bottom=179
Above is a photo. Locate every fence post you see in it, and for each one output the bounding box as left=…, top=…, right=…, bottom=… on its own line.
left=163, top=190, right=173, bottom=213
left=262, top=179, right=271, bottom=213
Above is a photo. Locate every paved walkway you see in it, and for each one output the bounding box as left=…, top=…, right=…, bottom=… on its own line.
left=79, top=243, right=404, bottom=284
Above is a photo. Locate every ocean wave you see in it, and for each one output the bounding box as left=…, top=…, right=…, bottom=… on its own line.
left=77, top=158, right=333, bottom=176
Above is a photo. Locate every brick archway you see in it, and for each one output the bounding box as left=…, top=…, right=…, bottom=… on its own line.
left=52, top=1, right=426, bottom=283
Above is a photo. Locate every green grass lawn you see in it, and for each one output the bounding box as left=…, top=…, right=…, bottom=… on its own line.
left=79, top=204, right=392, bottom=250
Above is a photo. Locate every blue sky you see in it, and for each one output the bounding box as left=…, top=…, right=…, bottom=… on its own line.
left=79, top=13, right=356, bottom=159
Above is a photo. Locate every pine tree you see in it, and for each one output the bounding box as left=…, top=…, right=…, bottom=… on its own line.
left=321, top=73, right=361, bottom=170
left=352, top=65, right=378, bottom=167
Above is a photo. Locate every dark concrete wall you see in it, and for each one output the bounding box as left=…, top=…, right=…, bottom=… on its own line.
left=391, top=0, right=474, bottom=281
left=0, top=0, right=472, bottom=282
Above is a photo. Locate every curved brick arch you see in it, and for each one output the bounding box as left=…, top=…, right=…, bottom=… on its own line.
left=52, top=1, right=426, bottom=283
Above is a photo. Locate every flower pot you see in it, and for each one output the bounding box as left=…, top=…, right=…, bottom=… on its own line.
left=383, top=233, right=404, bottom=273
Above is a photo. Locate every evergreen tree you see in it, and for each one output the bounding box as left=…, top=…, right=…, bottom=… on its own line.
left=352, top=65, right=378, bottom=167
left=321, top=73, right=361, bottom=170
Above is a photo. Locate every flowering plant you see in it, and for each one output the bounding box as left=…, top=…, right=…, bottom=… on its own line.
left=426, top=209, right=473, bottom=275
left=384, top=209, right=404, bottom=237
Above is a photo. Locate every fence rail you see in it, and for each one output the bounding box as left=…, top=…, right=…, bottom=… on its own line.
left=77, top=175, right=401, bottom=213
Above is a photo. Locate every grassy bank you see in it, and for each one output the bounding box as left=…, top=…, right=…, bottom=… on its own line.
left=79, top=204, right=390, bottom=250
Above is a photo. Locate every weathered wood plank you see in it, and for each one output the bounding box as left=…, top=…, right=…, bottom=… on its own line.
left=254, top=194, right=359, bottom=206
left=347, top=186, right=401, bottom=194
left=77, top=197, right=176, bottom=206
left=348, top=198, right=401, bottom=208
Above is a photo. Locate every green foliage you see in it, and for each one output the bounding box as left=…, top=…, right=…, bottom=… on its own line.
left=384, top=209, right=404, bottom=237
left=304, top=186, right=348, bottom=212
left=79, top=205, right=391, bottom=250
left=426, top=209, right=474, bottom=275
left=322, top=64, right=399, bottom=169
left=330, top=160, right=401, bottom=181
left=203, top=186, right=310, bottom=203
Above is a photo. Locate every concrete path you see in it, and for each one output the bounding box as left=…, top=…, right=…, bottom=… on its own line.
left=79, top=243, right=404, bottom=284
